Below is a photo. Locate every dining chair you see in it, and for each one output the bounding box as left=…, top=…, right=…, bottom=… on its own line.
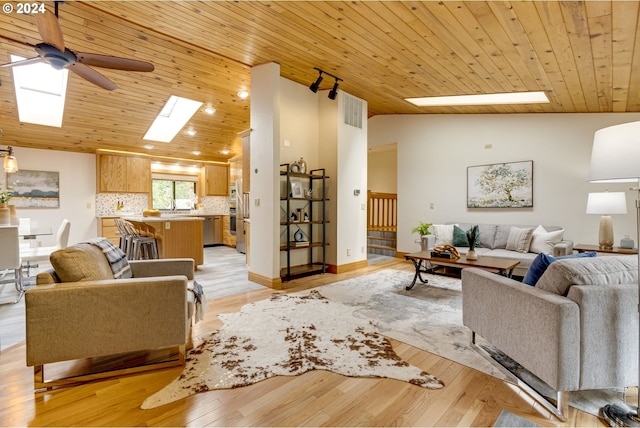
left=21, top=219, right=71, bottom=277
left=0, top=226, right=24, bottom=304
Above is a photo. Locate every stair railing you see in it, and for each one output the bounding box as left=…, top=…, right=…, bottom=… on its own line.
left=367, top=191, right=397, bottom=230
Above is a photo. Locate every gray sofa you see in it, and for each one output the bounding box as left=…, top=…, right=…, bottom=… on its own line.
left=462, top=255, right=638, bottom=420
left=425, top=223, right=574, bottom=277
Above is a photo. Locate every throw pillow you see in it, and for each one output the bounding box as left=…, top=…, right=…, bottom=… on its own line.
left=452, top=225, right=481, bottom=248
left=50, top=243, right=115, bottom=282
left=432, top=224, right=456, bottom=247
left=522, top=251, right=596, bottom=286
left=505, top=226, right=534, bottom=253
left=529, top=225, right=564, bottom=254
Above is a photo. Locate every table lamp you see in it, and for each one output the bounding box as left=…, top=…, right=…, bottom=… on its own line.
left=586, top=192, right=627, bottom=249
left=588, top=121, right=640, bottom=426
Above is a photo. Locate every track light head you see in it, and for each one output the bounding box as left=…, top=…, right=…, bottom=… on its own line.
left=309, top=71, right=323, bottom=93
left=328, top=79, right=339, bottom=100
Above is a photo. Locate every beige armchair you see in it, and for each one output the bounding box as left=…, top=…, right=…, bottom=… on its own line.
left=25, top=241, right=195, bottom=390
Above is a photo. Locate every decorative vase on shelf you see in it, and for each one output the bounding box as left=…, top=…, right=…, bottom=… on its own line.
left=8, top=204, right=18, bottom=226
left=298, top=157, right=307, bottom=174
left=0, top=203, right=9, bottom=226
left=466, top=249, right=478, bottom=260
left=620, top=235, right=635, bottom=249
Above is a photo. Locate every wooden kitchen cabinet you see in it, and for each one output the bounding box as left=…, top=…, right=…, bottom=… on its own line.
left=222, top=215, right=236, bottom=247
left=205, top=164, right=229, bottom=196
left=99, top=217, right=121, bottom=246
left=98, top=154, right=150, bottom=193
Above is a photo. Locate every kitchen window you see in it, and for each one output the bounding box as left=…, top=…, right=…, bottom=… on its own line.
left=152, top=173, right=198, bottom=210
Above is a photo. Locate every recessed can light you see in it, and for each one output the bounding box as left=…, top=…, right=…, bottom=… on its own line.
left=192, top=150, right=201, bottom=156
left=204, top=106, right=216, bottom=115
left=186, top=129, right=197, bottom=137
left=221, top=149, right=230, bottom=155
left=144, top=144, right=154, bottom=149
left=237, top=90, right=249, bottom=100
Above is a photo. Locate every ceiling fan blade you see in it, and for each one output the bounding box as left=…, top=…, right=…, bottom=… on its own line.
left=0, top=56, right=44, bottom=68
left=76, top=52, right=154, bottom=72
left=36, top=9, right=65, bottom=52
left=69, top=62, right=117, bottom=91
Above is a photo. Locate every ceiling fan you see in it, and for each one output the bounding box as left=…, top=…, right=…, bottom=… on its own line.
left=0, top=2, right=154, bottom=90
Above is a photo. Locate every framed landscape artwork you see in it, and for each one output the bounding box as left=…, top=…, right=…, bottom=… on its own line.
left=8, top=169, right=60, bottom=208
left=467, top=161, right=533, bottom=208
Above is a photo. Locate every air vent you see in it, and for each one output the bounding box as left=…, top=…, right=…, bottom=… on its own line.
left=343, top=93, right=363, bottom=129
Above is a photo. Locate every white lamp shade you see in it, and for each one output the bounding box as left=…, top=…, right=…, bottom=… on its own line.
left=586, top=192, right=628, bottom=215
left=589, top=121, right=640, bottom=183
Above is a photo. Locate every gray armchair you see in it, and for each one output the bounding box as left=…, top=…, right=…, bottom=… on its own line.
left=461, top=255, right=638, bottom=420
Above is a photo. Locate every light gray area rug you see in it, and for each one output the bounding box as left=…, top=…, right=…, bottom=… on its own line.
left=308, top=269, right=624, bottom=418
left=493, top=410, right=540, bottom=427
left=142, top=290, right=443, bottom=409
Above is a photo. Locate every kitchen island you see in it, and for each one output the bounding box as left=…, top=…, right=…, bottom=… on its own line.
left=121, top=216, right=204, bottom=266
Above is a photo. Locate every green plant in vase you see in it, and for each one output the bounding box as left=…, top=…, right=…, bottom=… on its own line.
left=412, top=221, right=432, bottom=251
left=466, top=225, right=480, bottom=260
left=0, top=187, right=12, bottom=226
left=0, top=188, right=13, bottom=205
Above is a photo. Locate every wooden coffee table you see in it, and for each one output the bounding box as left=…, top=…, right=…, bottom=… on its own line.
left=403, top=251, right=520, bottom=290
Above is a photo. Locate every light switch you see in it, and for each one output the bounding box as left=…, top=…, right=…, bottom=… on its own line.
left=254, top=198, right=260, bottom=207
left=165, top=221, right=171, bottom=229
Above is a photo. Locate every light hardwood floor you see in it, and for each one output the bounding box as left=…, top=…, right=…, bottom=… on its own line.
left=0, top=250, right=606, bottom=427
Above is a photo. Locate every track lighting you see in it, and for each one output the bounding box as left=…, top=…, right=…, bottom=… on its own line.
left=309, top=69, right=324, bottom=93
left=309, top=67, right=343, bottom=100
left=328, top=79, right=340, bottom=100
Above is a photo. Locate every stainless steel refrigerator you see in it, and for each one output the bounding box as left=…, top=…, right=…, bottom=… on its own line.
left=235, top=178, right=248, bottom=254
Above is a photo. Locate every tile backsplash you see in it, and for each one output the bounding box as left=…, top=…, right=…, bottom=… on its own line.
left=95, top=194, right=230, bottom=217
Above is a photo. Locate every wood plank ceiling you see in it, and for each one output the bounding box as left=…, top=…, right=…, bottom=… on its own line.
left=0, top=1, right=638, bottom=163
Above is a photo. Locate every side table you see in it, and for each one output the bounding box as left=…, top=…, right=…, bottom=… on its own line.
left=573, top=243, right=638, bottom=255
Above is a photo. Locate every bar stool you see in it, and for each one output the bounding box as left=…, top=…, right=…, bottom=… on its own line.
left=125, top=221, right=159, bottom=260
left=114, top=219, right=131, bottom=255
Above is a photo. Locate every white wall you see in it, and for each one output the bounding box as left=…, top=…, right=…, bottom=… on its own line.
left=335, top=92, right=368, bottom=266
left=249, top=63, right=281, bottom=281
left=279, top=76, right=321, bottom=269
left=368, top=113, right=640, bottom=253
left=9, top=147, right=96, bottom=246
left=280, top=77, right=320, bottom=168
left=368, top=144, right=397, bottom=193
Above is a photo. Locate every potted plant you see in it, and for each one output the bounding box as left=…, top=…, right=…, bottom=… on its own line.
left=0, top=188, right=12, bottom=226
left=0, top=189, right=12, bottom=205
left=412, top=221, right=432, bottom=251
left=466, top=225, right=480, bottom=260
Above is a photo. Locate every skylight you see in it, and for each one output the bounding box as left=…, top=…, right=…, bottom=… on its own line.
left=11, top=54, right=68, bottom=127
left=144, top=95, right=203, bottom=143
left=405, top=91, right=549, bottom=107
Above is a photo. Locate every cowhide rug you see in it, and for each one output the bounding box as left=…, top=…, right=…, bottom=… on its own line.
left=141, top=290, right=443, bottom=409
